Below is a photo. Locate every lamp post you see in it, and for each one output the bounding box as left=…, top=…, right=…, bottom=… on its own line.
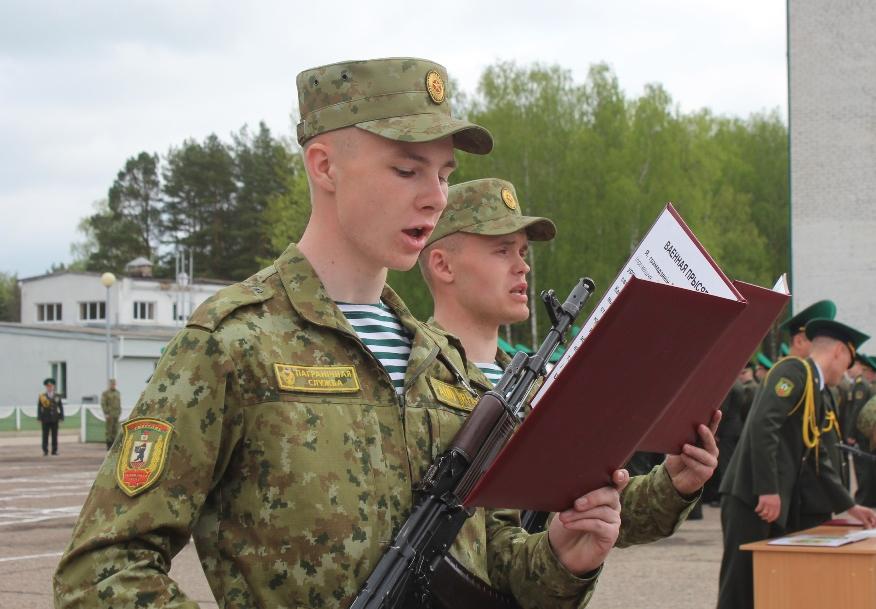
left=100, top=272, right=116, bottom=383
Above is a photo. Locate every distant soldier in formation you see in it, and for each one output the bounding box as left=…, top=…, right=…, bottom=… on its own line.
left=862, top=354, right=876, bottom=396
left=37, top=377, right=64, bottom=456
left=100, top=379, right=121, bottom=450
left=718, top=319, right=876, bottom=609
left=846, top=355, right=875, bottom=504
left=738, top=364, right=758, bottom=422
left=706, top=379, right=747, bottom=507
left=753, top=352, right=773, bottom=383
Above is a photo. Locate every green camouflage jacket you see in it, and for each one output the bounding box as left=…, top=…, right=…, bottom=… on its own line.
left=100, top=389, right=122, bottom=417
left=457, top=343, right=696, bottom=548
left=54, top=244, right=599, bottom=609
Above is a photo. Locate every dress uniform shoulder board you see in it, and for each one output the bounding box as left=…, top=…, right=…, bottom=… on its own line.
left=187, top=267, right=277, bottom=332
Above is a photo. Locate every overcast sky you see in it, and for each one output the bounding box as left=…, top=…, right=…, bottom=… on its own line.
left=0, top=0, right=788, bottom=278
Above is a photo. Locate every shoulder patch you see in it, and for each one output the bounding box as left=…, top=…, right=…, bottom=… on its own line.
left=187, top=279, right=275, bottom=332
left=116, top=418, right=174, bottom=497
left=775, top=377, right=795, bottom=398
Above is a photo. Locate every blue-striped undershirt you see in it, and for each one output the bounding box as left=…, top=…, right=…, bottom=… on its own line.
left=476, top=362, right=504, bottom=387
left=337, top=302, right=412, bottom=394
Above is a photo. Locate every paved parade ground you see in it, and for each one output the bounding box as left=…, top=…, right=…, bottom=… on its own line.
left=0, top=432, right=722, bottom=609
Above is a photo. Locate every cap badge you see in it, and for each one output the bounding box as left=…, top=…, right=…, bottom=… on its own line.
left=500, top=188, right=518, bottom=210
left=426, top=70, right=446, bottom=104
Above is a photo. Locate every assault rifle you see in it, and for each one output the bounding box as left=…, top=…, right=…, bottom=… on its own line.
left=839, top=443, right=876, bottom=462
left=349, top=278, right=596, bottom=609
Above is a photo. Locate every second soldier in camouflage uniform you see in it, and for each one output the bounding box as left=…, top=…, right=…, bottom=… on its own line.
left=419, top=177, right=721, bottom=539
left=55, top=59, right=626, bottom=609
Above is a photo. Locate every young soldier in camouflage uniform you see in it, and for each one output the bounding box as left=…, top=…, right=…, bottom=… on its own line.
left=100, top=378, right=122, bottom=450
left=55, top=58, right=627, bottom=609
left=419, top=178, right=720, bottom=539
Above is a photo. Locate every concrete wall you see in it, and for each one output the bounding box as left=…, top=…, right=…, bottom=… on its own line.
left=0, top=326, right=168, bottom=408
left=0, top=326, right=107, bottom=405
left=789, top=1, right=876, bottom=334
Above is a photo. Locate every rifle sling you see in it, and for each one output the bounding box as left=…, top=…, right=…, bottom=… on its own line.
left=430, top=553, right=521, bottom=609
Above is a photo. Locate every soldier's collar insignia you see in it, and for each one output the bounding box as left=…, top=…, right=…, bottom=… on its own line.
left=116, top=418, right=173, bottom=497
left=274, top=364, right=361, bottom=393
left=429, top=377, right=478, bottom=412
left=500, top=187, right=517, bottom=210
left=775, top=377, right=795, bottom=398
left=426, top=70, right=446, bottom=104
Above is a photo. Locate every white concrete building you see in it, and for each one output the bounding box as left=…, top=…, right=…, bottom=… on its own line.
left=789, top=1, right=876, bottom=334
left=0, top=267, right=229, bottom=408
left=20, top=270, right=225, bottom=328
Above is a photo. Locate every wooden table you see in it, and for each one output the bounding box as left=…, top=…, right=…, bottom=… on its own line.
left=741, top=525, right=876, bottom=609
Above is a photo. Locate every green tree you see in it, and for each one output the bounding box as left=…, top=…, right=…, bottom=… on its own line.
left=0, top=271, right=20, bottom=322
left=230, top=123, right=304, bottom=276
left=162, top=135, right=238, bottom=279
left=258, top=157, right=311, bottom=267
left=392, top=61, right=788, bottom=347
left=107, top=152, right=162, bottom=260
left=81, top=196, right=150, bottom=275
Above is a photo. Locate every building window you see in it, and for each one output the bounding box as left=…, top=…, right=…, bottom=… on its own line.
left=79, top=301, right=106, bottom=321
left=133, top=301, right=155, bottom=321
left=50, top=361, right=67, bottom=397
left=37, top=303, right=62, bottom=322
left=172, top=303, right=188, bottom=322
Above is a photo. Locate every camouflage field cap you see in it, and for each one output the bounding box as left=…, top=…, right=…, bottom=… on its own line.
left=427, top=178, right=556, bottom=245
left=296, top=57, right=493, bottom=154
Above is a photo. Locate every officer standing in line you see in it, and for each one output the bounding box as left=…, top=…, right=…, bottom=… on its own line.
left=707, top=379, right=746, bottom=507
left=417, top=177, right=720, bottom=543
left=753, top=352, right=773, bottom=383
left=738, top=363, right=758, bottom=422
left=55, top=58, right=629, bottom=609
left=775, top=299, right=852, bottom=511
left=37, top=377, right=64, bottom=456
left=99, top=379, right=121, bottom=450
left=717, top=319, right=876, bottom=609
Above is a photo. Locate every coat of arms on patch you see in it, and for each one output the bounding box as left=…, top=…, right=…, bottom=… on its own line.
left=775, top=377, right=795, bottom=398
left=116, top=418, right=173, bottom=496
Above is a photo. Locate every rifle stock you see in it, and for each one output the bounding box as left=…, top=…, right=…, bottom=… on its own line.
left=348, top=278, right=596, bottom=609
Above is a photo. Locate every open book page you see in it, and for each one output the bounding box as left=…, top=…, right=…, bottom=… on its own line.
left=768, top=534, right=857, bottom=548
left=534, top=203, right=740, bottom=406
left=773, top=273, right=790, bottom=294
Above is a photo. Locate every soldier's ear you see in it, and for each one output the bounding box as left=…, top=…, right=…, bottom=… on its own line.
left=428, top=247, right=455, bottom=285
left=303, top=140, right=336, bottom=195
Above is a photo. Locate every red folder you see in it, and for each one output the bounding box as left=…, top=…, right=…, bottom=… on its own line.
left=462, top=277, right=788, bottom=513
left=639, top=281, right=791, bottom=453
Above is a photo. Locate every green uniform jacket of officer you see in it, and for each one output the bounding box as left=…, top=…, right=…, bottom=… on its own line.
left=37, top=392, right=64, bottom=423
left=797, top=388, right=848, bottom=517
left=457, top=342, right=698, bottom=548
left=720, top=357, right=854, bottom=530
left=55, top=244, right=609, bottom=609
